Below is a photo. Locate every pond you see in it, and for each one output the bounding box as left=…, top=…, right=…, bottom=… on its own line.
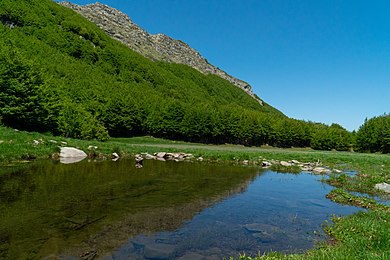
left=0, top=159, right=360, bottom=259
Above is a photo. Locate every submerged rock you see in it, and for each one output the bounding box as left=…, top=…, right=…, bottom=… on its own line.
left=374, top=182, right=390, bottom=193
left=143, top=243, right=176, bottom=260
left=244, top=223, right=278, bottom=234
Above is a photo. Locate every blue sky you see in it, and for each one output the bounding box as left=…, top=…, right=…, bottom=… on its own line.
left=69, top=0, right=390, bottom=131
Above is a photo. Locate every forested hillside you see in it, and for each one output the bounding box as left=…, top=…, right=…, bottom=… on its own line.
left=0, top=0, right=365, bottom=151
left=356, top=114, right=390, bottom=153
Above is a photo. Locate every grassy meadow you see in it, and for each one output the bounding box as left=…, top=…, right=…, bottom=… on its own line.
left=0, top=126, right=389, bottom=259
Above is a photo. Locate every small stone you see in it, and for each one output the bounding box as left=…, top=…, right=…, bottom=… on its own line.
left=60, top=141, right=68, bottom=145
left=262, top=161, right=272, bottom=167
left=135, top=154, right=143, bottom=163
left=184, top=153, right=193, bottom=158
left=374, top=183, right=390, bottom=193
left=197, top=157, right=204, bottom=161
left=301, top=166, right=313, bottom=172
left=280, top=161, right=292, bottom=167
left=145, top=153, right=155, bottom=160
left=156, top=152, right=167, bottom=158
left=242, top=160, right=249, bottom=165
left=112, top=152, right=120, bottom=159
left=312, top=167, right=331, bottom=174
left=48, top=140, right=57, bottom=144
left=33, top=140, right=40, bottom=145
left=88, top=145, right=98, bottom=150
left=291, top=160, right=300, bottom=164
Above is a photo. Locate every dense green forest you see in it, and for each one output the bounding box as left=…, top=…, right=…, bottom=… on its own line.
left=356, top=114, right=390, bottom=153
left=0, top=0, right=388, bottom=153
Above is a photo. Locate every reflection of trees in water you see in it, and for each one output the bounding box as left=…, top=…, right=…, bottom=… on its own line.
left=77, top=173, right=258, bottom=257
left=0, top=159, right=260, bottom=258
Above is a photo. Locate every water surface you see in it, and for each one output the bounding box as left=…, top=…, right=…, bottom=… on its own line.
left=0, top=160, right=360, bottom=259
left=111, top=170, right=360, bottom=259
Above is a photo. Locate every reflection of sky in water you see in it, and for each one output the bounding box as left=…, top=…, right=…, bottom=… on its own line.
left=111, top=171, right=362, bottom=259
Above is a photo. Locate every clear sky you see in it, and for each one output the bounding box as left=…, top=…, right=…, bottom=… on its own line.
left=68, top=0, right=390, bottom=131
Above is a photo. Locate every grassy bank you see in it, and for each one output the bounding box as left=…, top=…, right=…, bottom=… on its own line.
left=0, top=126, right=389, bottom=259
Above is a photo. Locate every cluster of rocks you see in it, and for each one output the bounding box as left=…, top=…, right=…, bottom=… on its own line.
left=261, top=159, right=340, bottom=174
left=136, top=152, right=194, bottom=162
left=58, top=1, right=263, bottom=105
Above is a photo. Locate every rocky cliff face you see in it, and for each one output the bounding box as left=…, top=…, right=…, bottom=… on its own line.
left=59, top=2, right=262, bottom=104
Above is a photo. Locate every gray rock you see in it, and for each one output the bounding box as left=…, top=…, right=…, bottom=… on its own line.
left=135, top=154, right=144, bottom=163
left=280, top=161, right=292, bottom=167
left=59, top=147, right=87, bottom=164
left=301, top=166, right=313, bottom=172
left=312, top=167, right=331, bottom=174
left=145, top=153, right=156, bottom=160
left=262, top=161, right=272, bottom=167
left=156, top=152, right=167, bottom=158
left=291, top=160, right=300, bottom=164
left=184, top=153, right=193, bottom=158
left=60, top=147, right=87, bottom=158
left=374, top=183, right=390, bottom=193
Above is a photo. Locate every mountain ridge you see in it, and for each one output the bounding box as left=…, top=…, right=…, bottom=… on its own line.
left=59, top=1, right=263, bottom=105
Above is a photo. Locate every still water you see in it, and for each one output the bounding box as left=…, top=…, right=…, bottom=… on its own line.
left=0, top=159, right=360, bottom=259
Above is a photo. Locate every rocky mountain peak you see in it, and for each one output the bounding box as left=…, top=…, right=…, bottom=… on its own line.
left=59, top=1, right=262, bottom=104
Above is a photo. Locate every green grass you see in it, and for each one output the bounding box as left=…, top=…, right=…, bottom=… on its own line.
left=1, top=126, right=390, bottom=259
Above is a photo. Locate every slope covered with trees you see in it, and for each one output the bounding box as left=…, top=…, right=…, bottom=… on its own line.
left=356, top=114, right=390, bottom=153
left=0, top=0, right=357, bottom=150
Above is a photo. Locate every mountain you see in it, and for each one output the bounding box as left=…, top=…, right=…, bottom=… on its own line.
left=0, top=0, right=353, bottom=150
left=59, top=1, right=262, bottom=104
left=0, top=0, right=283, bottom=142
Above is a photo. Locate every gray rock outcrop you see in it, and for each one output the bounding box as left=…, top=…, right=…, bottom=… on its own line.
left=58, top=2, right=263, bottom=105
